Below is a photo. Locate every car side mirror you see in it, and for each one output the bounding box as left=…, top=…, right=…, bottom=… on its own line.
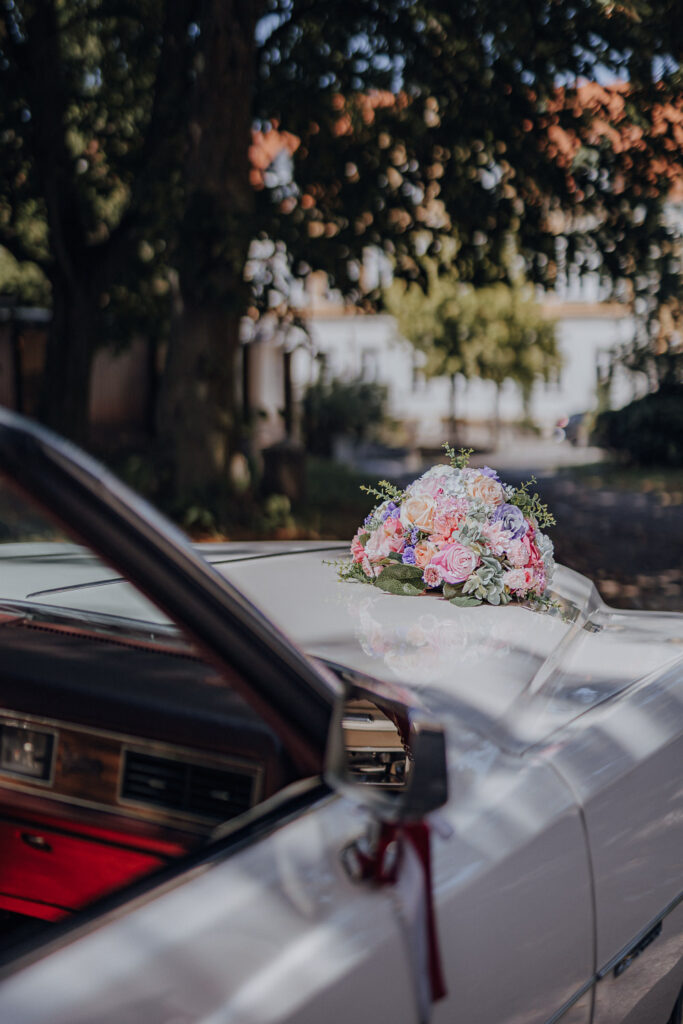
left=324, top=666, right=448, bottom=823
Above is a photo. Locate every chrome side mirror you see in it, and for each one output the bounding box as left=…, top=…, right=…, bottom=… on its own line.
left=324, top=664, right=448, bottom=823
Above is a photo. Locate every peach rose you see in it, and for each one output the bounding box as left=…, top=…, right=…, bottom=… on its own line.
left=414, top=540, right=439, bottom=568
left=428, top=542, right=480, bottom=584
left=400, top=494, right=437, bottom=533
left=466, top=473, right=505, bottom=507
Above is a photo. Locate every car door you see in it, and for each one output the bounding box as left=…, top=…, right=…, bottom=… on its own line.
left=0, top=785, right=422, bottom=1024
left=0, top=410, right=425, bottom=1023
left=548, top=648, right=683, bottom=1024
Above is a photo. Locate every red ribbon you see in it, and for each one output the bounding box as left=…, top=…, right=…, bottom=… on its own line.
left=356, top=820, right=447, bottom=1005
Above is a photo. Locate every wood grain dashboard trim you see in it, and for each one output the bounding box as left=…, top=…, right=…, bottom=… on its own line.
left=0, top=708, right=264, bottom=832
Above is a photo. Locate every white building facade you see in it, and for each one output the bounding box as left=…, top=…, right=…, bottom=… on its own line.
left=243, top=273, right=641, bottom=452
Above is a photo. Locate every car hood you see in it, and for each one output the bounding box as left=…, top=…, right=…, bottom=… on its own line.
left=1, top=541, right=681, bottom=754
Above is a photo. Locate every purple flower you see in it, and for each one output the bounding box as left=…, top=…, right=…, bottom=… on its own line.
left=381, top=501, right=400, bottom=522
left=410, top=528, right=419, bottom=544
left=480, top=466, right=500, bottom=481
left=492, top=502, right=528, bottom=539
left=402, top=546, right=417, bottom=565
left=364, top=515, right=373, bottom=527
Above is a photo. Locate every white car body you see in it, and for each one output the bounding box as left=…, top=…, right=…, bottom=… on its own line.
left=0, top=411, right=680, bottom=1024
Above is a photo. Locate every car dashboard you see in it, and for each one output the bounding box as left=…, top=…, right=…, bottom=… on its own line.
left=0, top=610, right=408, bottom=946
left=0, top=612, right=291, bottom=936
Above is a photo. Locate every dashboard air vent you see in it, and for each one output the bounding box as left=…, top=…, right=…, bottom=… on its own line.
left=121, top=750, right=255, bottom=822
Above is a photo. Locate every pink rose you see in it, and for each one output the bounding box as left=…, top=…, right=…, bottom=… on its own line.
left=364, top=521, right=405, bottom=562
left=428, top=542, right=480, bottom=584
left=351, top=531, right=366, bottom=563
left=385, top=517, right=404, bottom=538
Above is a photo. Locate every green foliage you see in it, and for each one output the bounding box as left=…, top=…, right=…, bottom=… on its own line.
left=509, top=477, right=557, bottom=529
left=301, top=376, right=387, bottom=456
left=260, top=1, right=683, bottom=304
left=359, top=478, right=405, bottom=506
left=3, top=0, right=683, bottom=485
left=375, top=577, right=424, bottom=597
left=593, top=387, right=683, bottom=467
left=442, top=443, right=473, bottom=469
left=0, top=248, right=50, bottom=305
left=374, top=562, right=425, bottom=596
left=387, top=270, right=561, bottom=403
left=326, top=557, right=370, bottom=584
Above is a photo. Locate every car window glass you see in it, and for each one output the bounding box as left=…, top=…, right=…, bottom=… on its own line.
left=0, top=472, right=303, bottom=957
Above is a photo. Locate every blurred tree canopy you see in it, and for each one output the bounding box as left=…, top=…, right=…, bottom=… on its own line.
left=385, top=269, right=559, bottom=438
left=1, top=0, right=682, bottom=498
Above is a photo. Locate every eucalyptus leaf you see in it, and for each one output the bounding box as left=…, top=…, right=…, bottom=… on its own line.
left=442, top=583, right=460, bottom=599
left=449, top=596, right=483, bottom=607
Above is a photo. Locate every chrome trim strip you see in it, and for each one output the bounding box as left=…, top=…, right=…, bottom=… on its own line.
left=597, top=889, right=683, bottom=979
left=543, top=977, right=594, bottom=1024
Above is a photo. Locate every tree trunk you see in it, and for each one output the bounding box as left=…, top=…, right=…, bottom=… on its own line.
left=41, top=273, right=96, bottom=445
left=158, top=301, right=240, bottom=496
left=157, top=0, right=262, bottom=502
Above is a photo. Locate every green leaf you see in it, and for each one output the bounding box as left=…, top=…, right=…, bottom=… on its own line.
left=386, top=551, right=403, bottom=562
left=376, top=576, right=424, bottom=597
left=378, top=563, right=424, bottom=581
left=449, top=596, right=483, bottom=607
left=442, top=583, right=460, bottom=599
left=359, top=532, right=370, bottom=548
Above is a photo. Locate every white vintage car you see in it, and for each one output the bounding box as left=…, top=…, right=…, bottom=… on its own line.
left=0, top=408, right=680, bottom=1024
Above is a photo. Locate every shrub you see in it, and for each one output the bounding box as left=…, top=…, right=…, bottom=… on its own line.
left=301, top=377, right=387, bottom=456
left=593, top=387, right=683, bottom=466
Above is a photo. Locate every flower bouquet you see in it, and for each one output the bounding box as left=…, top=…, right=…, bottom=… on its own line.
left=338, top=444, right=556, bottom=609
